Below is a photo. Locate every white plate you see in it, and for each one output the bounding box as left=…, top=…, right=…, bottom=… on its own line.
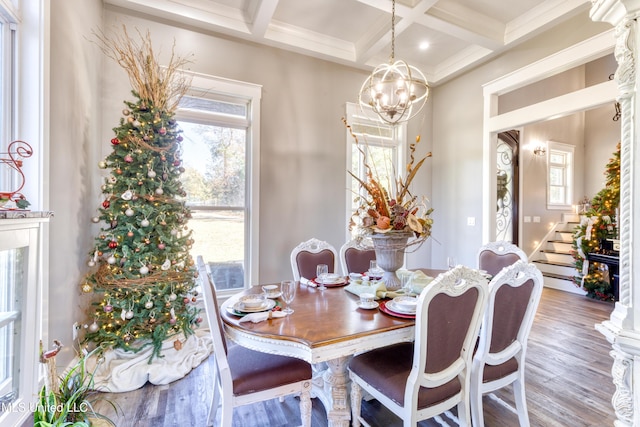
left=393, top=296, right=418, bottom=311
left=357, top=301, right=379, bottom=310
left=386, top=300, right=417, bottom=315
left=315, top=276, right=347, bottom=285
left=233, top=299, right=276, bottom=313
left=265, top=292, right=282, bottom=299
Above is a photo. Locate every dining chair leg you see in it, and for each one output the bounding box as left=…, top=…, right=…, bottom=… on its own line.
left=456, top=399, right=471, bottom=427
left=469, top=376, right=484, bottom=427
left=299, top=388, right=312, bottom=427
left=513, top=378, right=531, bottom=427
left=220, top=398, right=233, bottom=427
left=350, top=380, right=363, bottom=427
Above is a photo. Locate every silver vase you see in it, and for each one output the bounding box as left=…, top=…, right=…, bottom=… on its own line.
left=370, top=231, right=412, bottom=290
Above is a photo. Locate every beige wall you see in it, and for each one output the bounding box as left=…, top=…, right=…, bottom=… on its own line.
left=49, top=0, right=103, bottom=365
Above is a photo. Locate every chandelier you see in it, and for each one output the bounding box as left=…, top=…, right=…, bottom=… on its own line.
left=359, top=0, right=429, bottom=125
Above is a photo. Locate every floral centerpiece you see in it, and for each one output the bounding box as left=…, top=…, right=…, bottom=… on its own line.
left=345, top=119, right=433, bottom=289
left=346, top=121, right=433, bottom=243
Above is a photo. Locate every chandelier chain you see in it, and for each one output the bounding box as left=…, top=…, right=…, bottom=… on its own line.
left=390, top=0, right=396, bottom=63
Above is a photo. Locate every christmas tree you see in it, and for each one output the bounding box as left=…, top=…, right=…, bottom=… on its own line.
left=572, top=143, right=620, bottom=300
left=81, top=27, right=200, bottom=360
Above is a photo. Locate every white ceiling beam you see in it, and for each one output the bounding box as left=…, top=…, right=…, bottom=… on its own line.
left=487, top=80, right=617, bottom=133
left=251, top=0, right=280, bottom=38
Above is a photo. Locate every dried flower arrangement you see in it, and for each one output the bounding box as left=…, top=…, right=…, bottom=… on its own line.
left=344, top=119, right=433, bottom=243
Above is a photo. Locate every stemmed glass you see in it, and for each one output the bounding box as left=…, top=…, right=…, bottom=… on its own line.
left=401, top=272, right=412, bottom=295
left=316, top=264, right=328, bottom=291
left=447, top=256, right=457, bottom=270
left=281, top=280, right=296, bottom=314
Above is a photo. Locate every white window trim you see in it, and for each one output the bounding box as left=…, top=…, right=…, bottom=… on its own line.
left=176, top=71, right=261, bottom=294
left=344, top=102, right=407, bottom=241
left=546, top=140, right=574, bottom=210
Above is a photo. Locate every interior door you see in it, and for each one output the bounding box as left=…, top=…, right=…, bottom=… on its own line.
left=496, top=130, right=520, bottom=244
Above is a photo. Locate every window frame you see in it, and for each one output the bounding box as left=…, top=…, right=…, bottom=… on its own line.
left=175, top=72, right=261, bottom=296
left=546, top=140, right=574, bottom=210
left=344, top=102, right=407, bottom=240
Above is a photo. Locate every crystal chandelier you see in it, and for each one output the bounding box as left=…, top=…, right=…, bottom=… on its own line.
left=359, top=0, right=429, bottom=125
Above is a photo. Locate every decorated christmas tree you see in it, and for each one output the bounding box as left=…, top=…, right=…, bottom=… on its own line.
left=572, top=143, right=620, bottom=300
left=80, top=28, right=200, bottom=360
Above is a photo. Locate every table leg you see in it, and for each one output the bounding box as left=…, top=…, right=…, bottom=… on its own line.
left=319, top=356, right=352, bottom=427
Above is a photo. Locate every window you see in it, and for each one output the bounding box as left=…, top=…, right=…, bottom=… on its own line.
left=345, top=102, right=406, bottom=238
left=176, top=75, right=261, bottom=294
left=547, top=141, right=574, bottom=209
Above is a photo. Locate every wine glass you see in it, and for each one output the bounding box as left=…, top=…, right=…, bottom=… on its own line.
left=401, top=272, right=412, bottom=295
left=447, top=256, right=457, bottom=270
left=316, top=264, right=328, bottom=291
left=281, top=280, right=296, bottom=314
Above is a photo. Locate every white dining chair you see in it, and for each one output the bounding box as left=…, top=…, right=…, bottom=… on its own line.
left=339, top=238, right=376, bottom=276
left=470, top=260, right=543, bottom=427
left=196, top=256, right=313, bottom=427
left=477, top=241, right=528, bottom=277
left=290, top=238, right=338, bottom=281
left=348, top=265, right=489, bottom=426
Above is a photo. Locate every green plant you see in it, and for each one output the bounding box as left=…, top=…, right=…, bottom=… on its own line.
left=34, top=345, right=117, bottom=427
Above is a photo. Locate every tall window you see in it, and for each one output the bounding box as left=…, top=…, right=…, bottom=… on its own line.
left=345, top=103, right=406, bottom=237
left=547, top=141, right=574, bottom=209
left=0, top=1, right=18, bottom=414
left=176, top=75, right=261, bottom=294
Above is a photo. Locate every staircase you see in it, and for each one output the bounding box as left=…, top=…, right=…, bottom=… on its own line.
left=529, top=214, right=587, bottom=295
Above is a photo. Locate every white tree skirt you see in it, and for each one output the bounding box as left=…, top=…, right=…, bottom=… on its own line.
left=86, top=329, right=213, bottom=393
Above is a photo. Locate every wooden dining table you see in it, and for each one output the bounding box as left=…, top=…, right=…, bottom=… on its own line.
left=220, top=269, right=445, bottom=427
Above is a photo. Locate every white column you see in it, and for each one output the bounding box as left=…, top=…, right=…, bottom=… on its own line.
left=591, top=1, right=640, bottom=425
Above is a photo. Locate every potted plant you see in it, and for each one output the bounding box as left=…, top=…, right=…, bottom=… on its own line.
left=34, top=341, right=116, bottom=427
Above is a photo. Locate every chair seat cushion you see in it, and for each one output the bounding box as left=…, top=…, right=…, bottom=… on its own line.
left=349, top=342, right=461, bottom=408
left=482, top=357, right=519, bottom=383
left=228, top=345, right=312, bottom=396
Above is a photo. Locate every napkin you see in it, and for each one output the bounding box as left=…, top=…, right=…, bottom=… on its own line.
left=344, top=280, right=387, bottom=300
left=239, top=311, right=288, bottom=323
left=409, top=270, right=435, bottom=293
left=300, top=277, right=317, bottom=287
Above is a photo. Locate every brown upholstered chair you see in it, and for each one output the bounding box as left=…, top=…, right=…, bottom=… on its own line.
left=339, top=238, right=376, bottom=275
left=348, top=265, right=489, bottom=426
left=290, top=238, right=338, bottom=281
left=477, top=241, right=527, bottom=278
left=470, top=260, right=543, bottom=427
left=196, top=256, right=313, bottom=427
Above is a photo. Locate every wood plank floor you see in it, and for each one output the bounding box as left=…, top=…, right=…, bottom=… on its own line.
left=81, top=288, right=616, bottom=426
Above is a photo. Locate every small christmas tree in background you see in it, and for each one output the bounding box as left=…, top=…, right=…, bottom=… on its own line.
left=572, top=143, right=620, bottom=300
left=81, top=27, right=200, bottom=360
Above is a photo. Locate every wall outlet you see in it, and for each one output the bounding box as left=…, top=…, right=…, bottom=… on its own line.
left=72, top=322, right=80, bottom=340
left=467, top=217, right=475, bottom=226
left=524, top=216, right=531, bottom=223
left=533, top=216, right=541, bottom=223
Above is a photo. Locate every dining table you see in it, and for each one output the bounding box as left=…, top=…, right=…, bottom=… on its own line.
left=220, top=268, right=446, bottom=427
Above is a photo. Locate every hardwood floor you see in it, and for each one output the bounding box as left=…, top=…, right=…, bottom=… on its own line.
left=87, top=288, right=615, bottom=427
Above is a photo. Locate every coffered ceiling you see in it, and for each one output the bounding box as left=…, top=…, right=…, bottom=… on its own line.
left=104, top=0, right=593, bottom=85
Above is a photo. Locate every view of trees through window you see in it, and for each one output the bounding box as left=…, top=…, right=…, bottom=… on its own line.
left=178, top=120, right=246, bottom=290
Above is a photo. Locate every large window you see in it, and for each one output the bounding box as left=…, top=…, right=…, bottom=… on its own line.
left=345, top=102, right=406, bottom=238
left=176, top=75, right=261, bottom=294
left=547, top=141, right=574, bottom=209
